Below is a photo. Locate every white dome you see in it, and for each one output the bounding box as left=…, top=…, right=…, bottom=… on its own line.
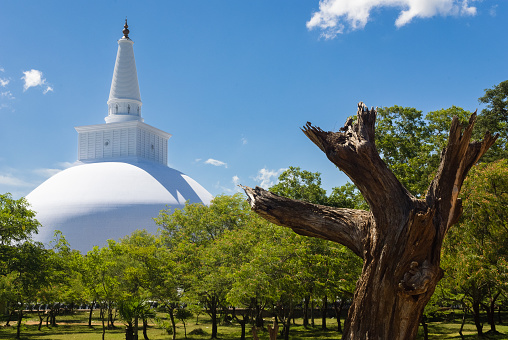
left=26, top=160, right=212, bottom=252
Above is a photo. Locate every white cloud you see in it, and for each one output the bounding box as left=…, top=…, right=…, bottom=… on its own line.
left=0, top=78, right=9, bottom=87
left=204, top=158, right=228, bottom=168
left=241, top=137, right=248, bottom=145
left=0, top=174, right=32, bottom=187
left=32, top=163, right=73, bottom=179
left=307, top=0, right=477, bottom=38
left=489, top=5, right=498, bottom=17
left=254, top=167, right=285, bottom=189
left=232, top=175, right=240, bottom=187
left=57, top=161, right=75, bottom=169
left=22, top=69, right=45, bottom=91
left=33, top=168, right=62, bottom=178
left=22, top=69, right=53, bottom=94
left=1, top=91, right=14, bottom=100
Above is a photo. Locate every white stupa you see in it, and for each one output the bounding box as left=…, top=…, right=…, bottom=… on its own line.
left=26, top=21, right=213, bottom=252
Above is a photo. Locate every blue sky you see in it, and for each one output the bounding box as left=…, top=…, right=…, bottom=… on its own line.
left=0, top=0, right=506, bottom=199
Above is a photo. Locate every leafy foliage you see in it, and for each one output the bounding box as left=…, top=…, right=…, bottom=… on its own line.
left=0, top=193, right=40, bottom=245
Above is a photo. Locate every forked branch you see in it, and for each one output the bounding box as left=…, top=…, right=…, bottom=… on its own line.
left=426, top=112, right=498, bottom=238
left=242, top=186, right=369, bottom=258
left=302, top=103, right=413, bottom=229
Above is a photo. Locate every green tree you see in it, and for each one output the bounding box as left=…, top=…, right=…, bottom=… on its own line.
left=36, top=232, right=85, bottom=329
left=0, top=193, right=40, bottom=245
left=269, top=167, right=362, bottom=333
left=327, top=182, right=367, bottom=210
left=116, top=230, right=177, bottom=340
left=477, top=80, right=508, bottom=161
left=228, top=224, right=307, bottom=340
left=6, top=242, right=51, bottom=339
left=269, top=166, right=328, bottom=205
left=81, top=244, right=122, bottom=339
left=0, top=194, right=43, bottom=339
left=156, top=193, right=256, bottom=339
left=443, top=159, right=508, bottom=335
left=374, top=106, right=433, bottom=196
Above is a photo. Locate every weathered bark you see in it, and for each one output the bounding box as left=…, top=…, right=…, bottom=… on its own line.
left=242, top=103, right=497, bottom=340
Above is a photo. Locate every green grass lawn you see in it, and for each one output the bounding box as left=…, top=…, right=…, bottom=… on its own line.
left=1, top=311, right=507, bottom=339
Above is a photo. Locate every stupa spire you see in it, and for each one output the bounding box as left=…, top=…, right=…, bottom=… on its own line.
left=123, top=19, right=130, bottom=39
left=106, top=20, right=143, bottom=123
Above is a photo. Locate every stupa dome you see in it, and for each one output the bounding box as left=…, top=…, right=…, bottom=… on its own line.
left=25, top=22, right=212, bottom=252
left=27, top=160, right=212, bottom=252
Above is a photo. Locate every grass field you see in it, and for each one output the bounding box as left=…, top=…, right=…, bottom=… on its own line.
left=1, top=310, right=507, bottom=339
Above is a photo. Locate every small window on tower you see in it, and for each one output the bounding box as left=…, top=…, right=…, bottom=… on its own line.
left=115, top=104, right=118, bottom=113
left=128, top=104, right=131, bottom=113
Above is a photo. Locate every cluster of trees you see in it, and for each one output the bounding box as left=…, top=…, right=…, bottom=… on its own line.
left=0, top=81, right=506, bottom=340
left=0, top=190, right=362, bottom=340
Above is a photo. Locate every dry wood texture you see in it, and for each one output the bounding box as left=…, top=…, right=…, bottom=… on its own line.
left=243, top=102, right=497, bottom=339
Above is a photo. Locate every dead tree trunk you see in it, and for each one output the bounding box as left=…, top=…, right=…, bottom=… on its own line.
left=242, top=103, right=497, bottom=340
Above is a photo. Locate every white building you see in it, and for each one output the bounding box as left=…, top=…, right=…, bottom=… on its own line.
left=26, top=21, right=212, bottom=252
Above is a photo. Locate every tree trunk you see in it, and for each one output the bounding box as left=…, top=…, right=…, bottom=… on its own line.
left=255, top=303, right=264, bottom=328
left=134, top=315, right=139, bottom=340
left=458, top=305, right=467, bottom=340
left=303, top=296, right=309, bottom=328
left=125, top=322, right=134, bottom=340
left=37, top=309, right=44, bottom=331
left=333, top=299, right=344, bottom=333
left=421, top=315, right=429, bottom=340
left=242, top=103, right=497, bottom=340
left=321, top=295, right=327, bottom=330
left=16, top=309, right=22, bottom=339
left=482, top=290, right=501, bottom=333
left=209, top=298, right=218, bottom=339
left=5, top=309, right=15, bottom=327
left=252, top=326, right=259, bottom=340
left=88, top=301, right=95, bottom=327
left=142, top=318, right=149, bottom=340
left=310, top=300, right=315, bottom=327
left=168, top=306, right=176, bottom=340
left=472, top=301, right=483, bottom=336
left=101, top=304, right=106, bottom=340
left=268, top=319, right=279, bottom=340
left=232, top=307, right=249, bottom=340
